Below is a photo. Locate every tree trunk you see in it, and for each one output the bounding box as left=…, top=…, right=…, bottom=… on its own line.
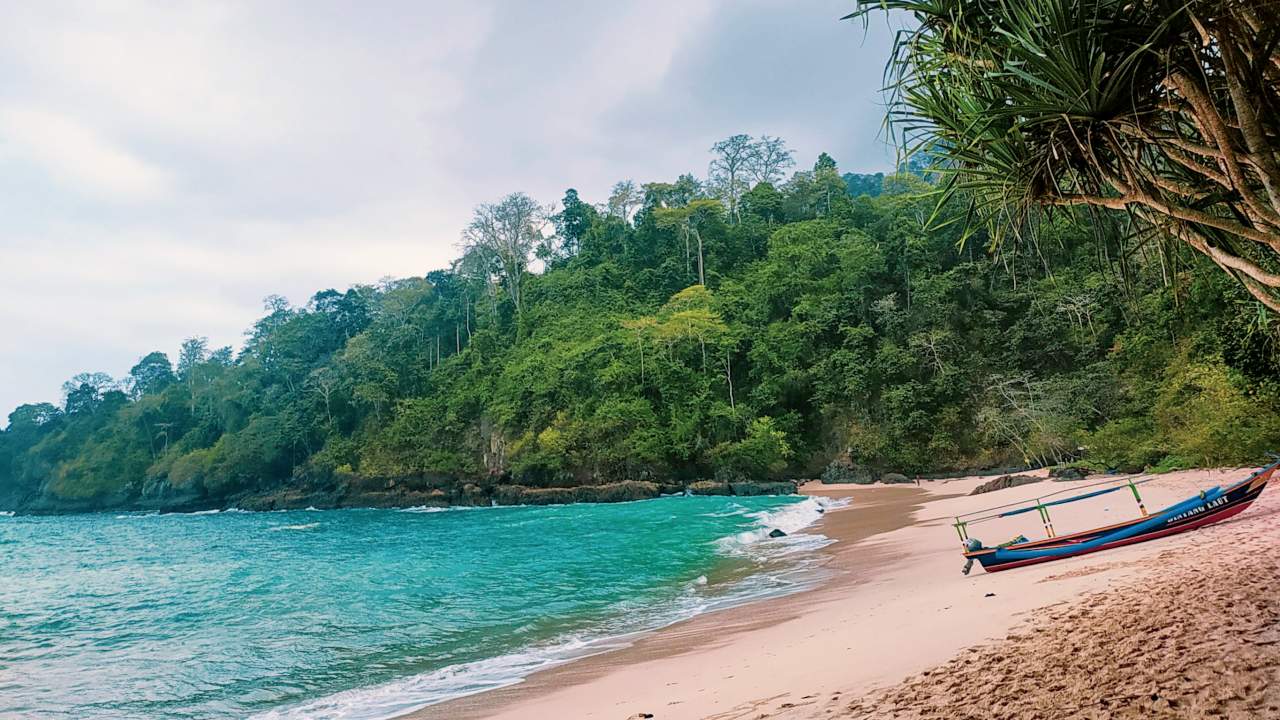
left=683, top=225, right=692, bottom=280
left=724, top=350, right=735, bottom=410
left=694, top=226, right=705, bottom=285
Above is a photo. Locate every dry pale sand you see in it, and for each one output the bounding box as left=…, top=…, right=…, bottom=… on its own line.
left=412, top=467, right=1280, bottom=720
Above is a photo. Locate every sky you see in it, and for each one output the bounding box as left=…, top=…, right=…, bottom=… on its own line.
left=0, top=0, right=904, bottom=422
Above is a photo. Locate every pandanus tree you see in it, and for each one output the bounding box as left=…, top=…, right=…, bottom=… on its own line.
left=849, top=1, right=1280, bottom=310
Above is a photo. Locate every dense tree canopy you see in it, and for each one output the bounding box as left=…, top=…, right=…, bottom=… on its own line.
left=3, top=135, right=1278, bottom=511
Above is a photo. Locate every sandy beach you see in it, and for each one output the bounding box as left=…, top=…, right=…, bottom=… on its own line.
left=412, top=466, right=1280, bottom=720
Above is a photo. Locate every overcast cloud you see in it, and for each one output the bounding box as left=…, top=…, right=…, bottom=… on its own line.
left=0, top=0, right=903, bottom=421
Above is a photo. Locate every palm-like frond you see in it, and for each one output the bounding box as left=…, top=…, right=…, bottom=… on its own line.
left=850, top=0, right=1280, bottom=310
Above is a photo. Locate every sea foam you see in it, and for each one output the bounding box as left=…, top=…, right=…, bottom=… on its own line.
left=248, top=636, right=619, bottom=720
left=714, top=495, right=848, bottom=556
left=270, top=522, right=320, bottom=532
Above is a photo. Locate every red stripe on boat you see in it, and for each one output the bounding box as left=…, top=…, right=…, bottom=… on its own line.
left=981, top=500, right=1255, bottom=573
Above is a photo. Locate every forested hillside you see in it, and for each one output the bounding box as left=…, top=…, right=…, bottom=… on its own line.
left=3, top=137, right=1279, bottom=512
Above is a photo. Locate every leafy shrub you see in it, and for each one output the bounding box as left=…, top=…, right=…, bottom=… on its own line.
left=1154, top=359, right=1280, bottom=467
left=710, top=417, right=792, bottom=482
left=1083, top=417, right=1163, bottom=473
left=820, top=460, right=874, bottom=484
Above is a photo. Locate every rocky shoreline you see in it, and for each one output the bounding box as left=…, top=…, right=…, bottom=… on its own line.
left=2, top=475, right=801, bottom=515
left=4, top=461, right=1092, bottom=515
left=241, top=477, right=800, bottom=512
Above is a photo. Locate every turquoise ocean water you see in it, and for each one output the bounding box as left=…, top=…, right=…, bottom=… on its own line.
left=0, top=494, right=840, bottom=719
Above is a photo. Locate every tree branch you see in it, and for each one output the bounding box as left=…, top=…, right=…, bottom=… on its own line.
left=1217, top=27, right=1280, bottom=213
left=1167, top=72, right=1280, bottom=230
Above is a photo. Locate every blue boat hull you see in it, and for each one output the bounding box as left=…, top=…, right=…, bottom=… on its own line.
left=964, top=463, right=1274, bottom=573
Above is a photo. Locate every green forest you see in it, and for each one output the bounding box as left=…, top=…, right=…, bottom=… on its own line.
left=3, top=133, right=1279, bottom=511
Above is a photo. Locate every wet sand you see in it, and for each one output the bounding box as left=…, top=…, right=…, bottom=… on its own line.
left=408, top=468, right=1280, bottom=720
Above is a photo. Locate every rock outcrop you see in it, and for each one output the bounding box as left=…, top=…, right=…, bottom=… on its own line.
left=729, top=480, right=798, bottom=496
left=969, top=474, right=1043, bottom=495
left=1050, top=466, right=1090, bottom=481
left=5, top=470, right=796, bottom=514
left=492, top=481, right=663, bottom=506
left=820, top=460, right=876, bottom=485
left=687, top=480, right=797, bottom=496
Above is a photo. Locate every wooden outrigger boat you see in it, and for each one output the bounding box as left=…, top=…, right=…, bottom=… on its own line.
left=956, top=460, right=1278, bottom=574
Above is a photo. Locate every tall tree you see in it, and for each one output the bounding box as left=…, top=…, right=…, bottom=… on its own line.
left=643, top=175, right=705, bottom=213
left=128, top=352, right=175, bottom=398
left=176, top=337, right=210, bottom=379
left=812, top=153, right=845, bottom=217
left=552, top=188, right=594, bottom=259
left=709, top=134, right=756, bottom=223
left=654, top=198, right=724, bottom=286
left=7, top=403, right=61, bottom=433
left=176, top=337, right=210, bottom=413
left=461, top=192, right=546, bottom=316
left=606, top=181, right=643, bottom=222
left=748, top=135, right=796, bottom=185
left=61, top=372, right=116, bottom=414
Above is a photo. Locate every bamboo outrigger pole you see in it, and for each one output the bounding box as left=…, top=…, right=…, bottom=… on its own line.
left=1128, top=478, right=1147, bottom=516
left=1036, top=500, right=1054, bottom=537
left=953, top=474, right=1161, bottom=546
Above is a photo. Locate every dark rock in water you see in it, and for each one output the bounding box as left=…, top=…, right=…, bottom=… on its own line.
left=768, top=528, right=788, bottom=538
left=492, top=485, right=571, bottom=506
left=686, top=480, right=732, bottom=496
left=880, top=472, right=913, bottom=484
left=576, top=481, right=662, bottom=503
left=970, top=474, right=1043, bottom=496
left=684, top=480, right=798, bottom=497
left=492, top=481, right=662, bottom=506
left=1050, top=466, right=1090, bottom=481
